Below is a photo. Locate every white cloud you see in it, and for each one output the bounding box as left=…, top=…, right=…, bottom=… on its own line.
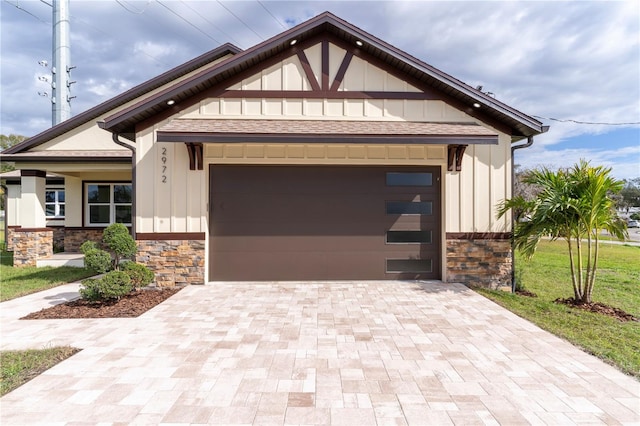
left=516, top=144, right=640, bottom=180
left=85, top=78, right=131, bottom=98
left=133, top=41, right=177, bottom=60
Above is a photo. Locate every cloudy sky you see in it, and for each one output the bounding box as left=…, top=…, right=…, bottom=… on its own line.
left=1, top=0, right=639, bottom=179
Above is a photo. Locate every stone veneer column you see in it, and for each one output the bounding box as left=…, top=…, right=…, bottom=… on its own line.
left=12, top=228, right=53, bottom=267
left=6, top=226, right=20, bottom=251
left=446, top=233, right=512, bottom=289
left=135, top=235, right=205, bottom=287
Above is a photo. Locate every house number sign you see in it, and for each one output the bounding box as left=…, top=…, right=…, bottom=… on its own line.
left=160, top=146, right=168, bottom=183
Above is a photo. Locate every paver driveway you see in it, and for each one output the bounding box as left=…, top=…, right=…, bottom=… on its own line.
left=1, top=281, right=639, bottom=425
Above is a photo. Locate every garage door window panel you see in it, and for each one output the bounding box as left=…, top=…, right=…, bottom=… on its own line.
left=386, top=201, right=433, bottom=215
left=386, top=172, right=433, bottom=186
left=386, top=230, right=432, bottom=244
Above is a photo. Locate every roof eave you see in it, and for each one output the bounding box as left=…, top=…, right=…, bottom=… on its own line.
left=101, top=12, right=546, bottom=140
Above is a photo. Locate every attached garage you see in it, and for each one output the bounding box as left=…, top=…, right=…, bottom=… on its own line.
left=209, top=165, right=440, bottom=281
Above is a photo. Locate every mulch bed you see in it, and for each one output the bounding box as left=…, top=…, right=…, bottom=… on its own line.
left=21, top=288, right=181, bottom=320
left=555, top=298, right=639, bottom=322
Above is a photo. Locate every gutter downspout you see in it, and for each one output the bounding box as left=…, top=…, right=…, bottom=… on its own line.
left=111, top=133, right=136, bottom=239
left=510, top=136, right=534, bottom=292
left=509, top=126, right=549, bottom=292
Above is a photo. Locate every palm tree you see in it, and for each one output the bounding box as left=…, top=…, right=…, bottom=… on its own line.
left=497, top=160, right=627, bottom=304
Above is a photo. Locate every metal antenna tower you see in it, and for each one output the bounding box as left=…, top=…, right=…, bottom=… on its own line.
left=52, top=0, right=74, bottom=125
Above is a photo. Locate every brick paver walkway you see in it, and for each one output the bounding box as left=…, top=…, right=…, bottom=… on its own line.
left=1, top=281, right=638, bottom=424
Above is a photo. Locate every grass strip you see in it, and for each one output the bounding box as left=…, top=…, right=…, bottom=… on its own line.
left=476, top=240, right=640, bottom=378
left=0, top=251, right=95, bottom=302
left=0, top=346, right=80, bottom=396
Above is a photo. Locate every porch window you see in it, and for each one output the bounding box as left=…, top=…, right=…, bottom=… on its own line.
left=45, top=188, right=65, bottom=218
left=85, top=183, right=132, bottom=226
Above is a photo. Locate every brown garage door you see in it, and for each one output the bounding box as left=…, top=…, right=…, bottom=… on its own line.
left=209, top=165, right=440, bottom=280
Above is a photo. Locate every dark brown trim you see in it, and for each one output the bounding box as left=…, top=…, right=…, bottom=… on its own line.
left=7, top=225, right=21, bottom=229
left=218, top=90, right=438, bottom=100
left=447, top=146, right=456, bottom=172
left=6, top=156, right=131, bottom=164
left=136, top=232, right=206, bottom=241
left=446, top=232, right=512, bottom=240
left=447, top=144, right=468, bottom=171
left=455, top=145, right=466, bottom=172
left=186, top=143, right=196, bottom=170
left=185, top=143, right=204, bottom=170
left=20, top=170, right=46, bottom=178
left=321, top=40, right=329, bottom=90
left=14, top=227, right=54, bottom=233
left=330, top=51, right=353, bottom=91
left=158, top=132, right=498, bottom=145
left=296, top=50, right=321, bottom=91
left=65, top=226, right=130, bottom=230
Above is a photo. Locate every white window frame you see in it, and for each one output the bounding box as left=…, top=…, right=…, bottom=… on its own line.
left=85, top=183, right=132, bottom=227
left=45, top=187, right=65, bottom=219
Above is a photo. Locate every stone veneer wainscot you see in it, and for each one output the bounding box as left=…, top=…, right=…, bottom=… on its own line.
left=446, top=233, right=512, bottom=289
left=136, top=237, right=205, bottom=287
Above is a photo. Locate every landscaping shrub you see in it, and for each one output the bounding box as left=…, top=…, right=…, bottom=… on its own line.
left=79, top=240, right=98, bottom=255
left=83, top=249, right=111, bottom=274
left=79, top=278, right=101, bottom=302
left=79, top=271, right=132, bottom=302
left=98, top=271, right=133, bottom=299
left=102, top=223, right=136, bottom=269
left=121, top=262, right=154, bottom=289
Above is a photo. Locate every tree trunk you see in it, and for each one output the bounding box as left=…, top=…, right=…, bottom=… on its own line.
left=567, top=238, right=581, bottom=301
left=575, top=236, right=584, bottom=303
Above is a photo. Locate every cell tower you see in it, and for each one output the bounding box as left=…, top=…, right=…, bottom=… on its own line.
left=52, top=0, right=74, bottom=125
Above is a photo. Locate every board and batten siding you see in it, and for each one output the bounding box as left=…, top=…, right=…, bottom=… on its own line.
left=134, top=41, right=512, bottom=235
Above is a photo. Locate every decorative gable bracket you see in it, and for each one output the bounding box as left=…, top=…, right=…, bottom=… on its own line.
left=447, top=144, right=467, bottom=172
left=185, top=142, right=203, bottom=170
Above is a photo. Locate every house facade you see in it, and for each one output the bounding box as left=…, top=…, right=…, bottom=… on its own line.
left=2, top=12, right=546, bottom=288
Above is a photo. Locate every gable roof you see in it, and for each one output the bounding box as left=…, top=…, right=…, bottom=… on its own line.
left=99, top=11, right=545, bottom=142
left=4, top=43, right=241, bottom=155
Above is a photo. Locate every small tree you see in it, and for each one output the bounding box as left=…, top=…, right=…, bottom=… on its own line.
left=102, top=223, right=136, bottom=270
left=498, top=160, right=627, bottom=304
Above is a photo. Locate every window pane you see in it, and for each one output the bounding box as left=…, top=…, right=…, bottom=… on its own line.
left=45, top=191, right=56, bottom=203
left=386, top=201, right=432, bottom=215
left=387, top=259, right=432, bottom=273
left=88, top=185, right=110, bottom=203
left=386, top=172, right=432, bottom=186
left=58, top=190, right=65, bottom=202
left=89, top=205, right=110, bottom=223
left=115, top=205, right=132, bottom=224
left=387, top=230, right=432, bottom=244
left=114, top=185, right=132, bottom=203
left=59, top=204, right=65, bottom=217
left=45, top=204, right=56, bottom=217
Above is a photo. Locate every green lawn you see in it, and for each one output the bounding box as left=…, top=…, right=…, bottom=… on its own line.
left=0, top=251, right=91, bottom=395
left=0, top=251, right=95, bottom=302
left=476, top=240, right=640, bottom=378
left=1, top=347, right=80, bottom=396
